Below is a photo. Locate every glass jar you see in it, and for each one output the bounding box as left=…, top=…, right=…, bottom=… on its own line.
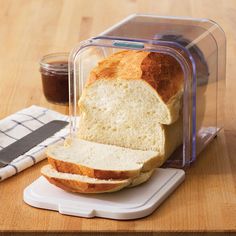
left=40, top=52, right=69, bottom=105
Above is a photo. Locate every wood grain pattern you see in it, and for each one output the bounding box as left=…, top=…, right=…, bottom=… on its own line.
left=0, top=0, right=236, bottom=233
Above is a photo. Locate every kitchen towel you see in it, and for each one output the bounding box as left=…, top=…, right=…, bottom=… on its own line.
left=0, top=105, right=70, bottom=181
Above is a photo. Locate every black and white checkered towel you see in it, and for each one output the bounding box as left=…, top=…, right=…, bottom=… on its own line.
left=0, top=105, right=70, bottom=181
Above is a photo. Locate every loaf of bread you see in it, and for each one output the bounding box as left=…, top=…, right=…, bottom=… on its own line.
left=78, top=50, right=183, bottom=164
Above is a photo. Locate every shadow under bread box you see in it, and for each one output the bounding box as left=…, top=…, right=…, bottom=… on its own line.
left=69, top=14, right=226, bottom=168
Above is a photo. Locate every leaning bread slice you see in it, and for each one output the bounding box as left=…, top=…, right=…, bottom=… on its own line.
left=41, top=164, right=131, bottom=193
left=47, top=139, right=159, bottom=180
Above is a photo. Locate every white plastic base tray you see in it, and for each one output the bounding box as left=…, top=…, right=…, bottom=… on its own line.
left=23, top=168, right=185, bottom=220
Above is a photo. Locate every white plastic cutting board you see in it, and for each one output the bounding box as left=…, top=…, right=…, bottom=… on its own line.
left=23, top=168, right=185, bottom=220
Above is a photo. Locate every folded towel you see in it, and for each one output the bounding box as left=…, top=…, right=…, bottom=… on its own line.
left=0, top=105, right=69, bottom=181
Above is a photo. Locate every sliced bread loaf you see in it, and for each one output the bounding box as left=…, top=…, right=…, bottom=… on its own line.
left=77, top=50, right=183, bottom=165
left=46, top=139, right=160, bottom=180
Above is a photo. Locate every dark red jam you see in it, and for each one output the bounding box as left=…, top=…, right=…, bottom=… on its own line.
left=40, top=60, right=69, bottom=104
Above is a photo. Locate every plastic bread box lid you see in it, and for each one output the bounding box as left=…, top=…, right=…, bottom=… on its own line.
left=24, top=168, right=185, bottom=220
left=24, top=14, right=226, bottom=219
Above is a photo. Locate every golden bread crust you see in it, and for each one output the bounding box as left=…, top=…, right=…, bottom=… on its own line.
left=87, top=50, right=183, bottom=103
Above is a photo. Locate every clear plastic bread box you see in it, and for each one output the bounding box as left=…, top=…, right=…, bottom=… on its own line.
left=24, top=14, right=227, bottom=220
left=68, top=14, right=226, bottom=168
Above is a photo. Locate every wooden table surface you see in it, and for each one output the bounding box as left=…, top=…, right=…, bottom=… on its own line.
left=0, top=0, right=236, bottom=234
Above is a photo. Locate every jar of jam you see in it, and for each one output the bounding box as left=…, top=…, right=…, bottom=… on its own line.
left=40, top=53, right=70, bottom=104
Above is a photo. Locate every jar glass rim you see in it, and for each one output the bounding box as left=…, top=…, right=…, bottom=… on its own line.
left=40, top=52, right=69, bottom=72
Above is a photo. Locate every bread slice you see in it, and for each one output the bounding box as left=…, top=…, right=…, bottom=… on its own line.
left=41, top=164, right=131, bottom=193
left=41, top=164, right=154, bottom=193
left=46, top=139, right=160, bottom=180
left=128, top=169, right=154, bottom=188
left=84, top=50, right=184, bottom=125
